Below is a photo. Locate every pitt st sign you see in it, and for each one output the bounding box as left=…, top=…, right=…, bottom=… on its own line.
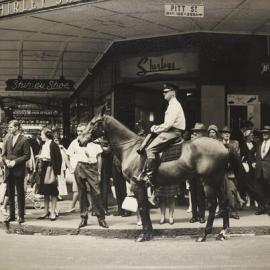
left=0, top=0, right=82, bottom=18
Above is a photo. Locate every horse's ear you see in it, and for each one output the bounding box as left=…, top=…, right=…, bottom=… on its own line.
left=100, top=105, right=106, bottom=116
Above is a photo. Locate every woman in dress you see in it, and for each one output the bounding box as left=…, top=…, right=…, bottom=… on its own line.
left=37, top=128, right=62, bottom=221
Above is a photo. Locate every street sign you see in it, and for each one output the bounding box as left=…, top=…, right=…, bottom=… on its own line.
left=165, top=4, right=204, bottom=18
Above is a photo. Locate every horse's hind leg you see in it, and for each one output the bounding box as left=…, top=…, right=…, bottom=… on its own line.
left=132, top=182, right=153, bottom=242
left=216, top=193, right=230, bottom=241
left=197, top=185, right=217, bottom=242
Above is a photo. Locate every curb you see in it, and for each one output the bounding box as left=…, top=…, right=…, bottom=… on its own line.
left=1, top=222, right=270, bottom=239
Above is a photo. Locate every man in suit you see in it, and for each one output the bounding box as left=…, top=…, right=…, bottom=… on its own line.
left=2, top=120, right=30, bottom=224
left=220, top=126, right=241, bottom=219
left=255, top=125, right=270, bottom=215
left=189, top=123, right=206, bottom=223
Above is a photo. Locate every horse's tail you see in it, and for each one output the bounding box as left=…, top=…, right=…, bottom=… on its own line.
left=228, top=151, right=265, bottom=205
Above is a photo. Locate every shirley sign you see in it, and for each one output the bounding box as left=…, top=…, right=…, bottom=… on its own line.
left=165, top=4, right=204, bottom=18
left=119, top=52, right=198, bottom=79
left=6, top=78, right=74, bottom=91
left=0, top=0, right=81, bottom=18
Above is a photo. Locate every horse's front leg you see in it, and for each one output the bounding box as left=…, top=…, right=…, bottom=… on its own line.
left=197, top=185, right=217, bottom=242
left=132, top=182, right=153, bottom=242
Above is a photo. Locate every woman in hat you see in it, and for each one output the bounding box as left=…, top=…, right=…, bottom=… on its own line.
left=208, top=124, right=219, bottom=140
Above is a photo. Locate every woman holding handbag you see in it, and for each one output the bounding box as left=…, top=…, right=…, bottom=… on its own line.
left=37, top=128, right=62, bottom=221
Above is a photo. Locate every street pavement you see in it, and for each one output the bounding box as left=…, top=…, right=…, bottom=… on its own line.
left=1, top=230, right=270, bottom=270
left=1, top=199, right=270, bottom=239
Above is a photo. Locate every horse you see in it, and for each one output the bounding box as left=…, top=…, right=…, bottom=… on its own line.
left=79, top=110, right=240, bottom=242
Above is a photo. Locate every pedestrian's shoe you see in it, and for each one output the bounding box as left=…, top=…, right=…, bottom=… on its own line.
left=78, top=217, right=88, bottom=229
left=189, top=217, right=198, bottom=223
left=121, top=211, right=132, bottom=217
left=18, top=217, right=25, bottom=224
left=255, top=209, right=265, bottom=215
left=98, top=219, right=109, bottom=228
left=169, top=218, right=174, bottom=225
left=159, top=217, right=166, bottom=224
left=37, top=212, right=50, bottom=219
left=4, top=216, right=15, bottom=224
left=199, top=217, right=206, bottom=223
left=230, top=213, right=240, bottom=220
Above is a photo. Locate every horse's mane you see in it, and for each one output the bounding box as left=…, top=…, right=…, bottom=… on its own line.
left=104, top=115, right=139, bottom=139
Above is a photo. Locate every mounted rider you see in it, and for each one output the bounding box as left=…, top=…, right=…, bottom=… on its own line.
left=137, top=83, right=186, bottom=185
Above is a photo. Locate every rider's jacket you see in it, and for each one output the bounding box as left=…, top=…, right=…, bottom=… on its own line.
left=153, top=97, right=186, bottom=134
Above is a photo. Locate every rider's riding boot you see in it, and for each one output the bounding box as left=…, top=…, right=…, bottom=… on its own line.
left=142, top=158, right=157, bottom=186
left=137, top=133, right=155, bottom=155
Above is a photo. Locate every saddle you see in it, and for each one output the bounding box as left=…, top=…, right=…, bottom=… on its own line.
left=137, top=133, right=183, bottom=163
left=160, top=141, right=183, bottom=163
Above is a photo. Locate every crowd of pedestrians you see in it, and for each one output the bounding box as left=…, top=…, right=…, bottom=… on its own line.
left=0, top=116, right=269, bottom=230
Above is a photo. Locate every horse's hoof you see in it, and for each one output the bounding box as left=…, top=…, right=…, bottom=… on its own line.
left=216, top=234, right=226, bottom=241
left=135, top=233, right=153, bottom=242
left=196, top=236, right=206, bottom=242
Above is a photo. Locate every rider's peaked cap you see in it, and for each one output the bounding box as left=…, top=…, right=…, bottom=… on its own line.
left=220, top=126, right=231, bottom=133
left=260, top=125, right=270, bottom=133
left=190, top=122, right=206, bottom=131
left=208, top=124, right=218, bottom=133
left=163, top=83, right=178, bottom=91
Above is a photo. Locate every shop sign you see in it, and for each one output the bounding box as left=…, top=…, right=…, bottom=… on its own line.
left=227, top=94, right=259, bottom=106
left=13, top=109, right=59, bottom=116
left=119, top=52, right=198, bottom=79
left=0, top=0, right=82, bottom=18
left=6, top=78, right=74, bottom=91
left=164, top=4, right=204, bottom=18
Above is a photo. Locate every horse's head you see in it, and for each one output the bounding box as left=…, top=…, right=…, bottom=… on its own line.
left=78, top=106, right=106, bottom=146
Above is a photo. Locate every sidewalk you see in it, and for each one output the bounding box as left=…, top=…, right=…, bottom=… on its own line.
left=1, top=200, right=270, bottom=239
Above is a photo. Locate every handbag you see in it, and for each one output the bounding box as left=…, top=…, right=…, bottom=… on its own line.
left=122, top=196, right=138, bottom=213
left=65, top=169, right=75, bottom=184
left=44, top=166, right=57, bottom=185
left=0, top=183, right=7, bottom=204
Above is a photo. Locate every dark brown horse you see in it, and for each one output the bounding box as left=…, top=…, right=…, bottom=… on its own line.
left=80, top=110, right=234, bottom=242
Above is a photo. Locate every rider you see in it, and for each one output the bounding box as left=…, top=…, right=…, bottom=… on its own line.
left=138, top=83, right=186, bottom=185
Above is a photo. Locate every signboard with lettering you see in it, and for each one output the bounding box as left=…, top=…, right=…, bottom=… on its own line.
left=165, top=4, right=204, bottom=18
left=0, top=0, right=83, bottom=18
left=119, top=52, right=198, bottom=80
left=6, top=79, right=74, bottom=91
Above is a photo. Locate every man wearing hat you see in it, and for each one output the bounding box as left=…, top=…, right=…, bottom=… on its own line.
left=240, top=129, right=256, bottom=208
left=254, top=125, right=270, bottom=215
left=220, top=126, right=241, bottom=219
left=138, top=83, right=186, bottom=185
left=189, top=123, right=206, bottom=223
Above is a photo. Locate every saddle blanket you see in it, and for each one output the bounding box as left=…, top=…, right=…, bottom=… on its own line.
left=160, top=142, right=183, bottom=163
